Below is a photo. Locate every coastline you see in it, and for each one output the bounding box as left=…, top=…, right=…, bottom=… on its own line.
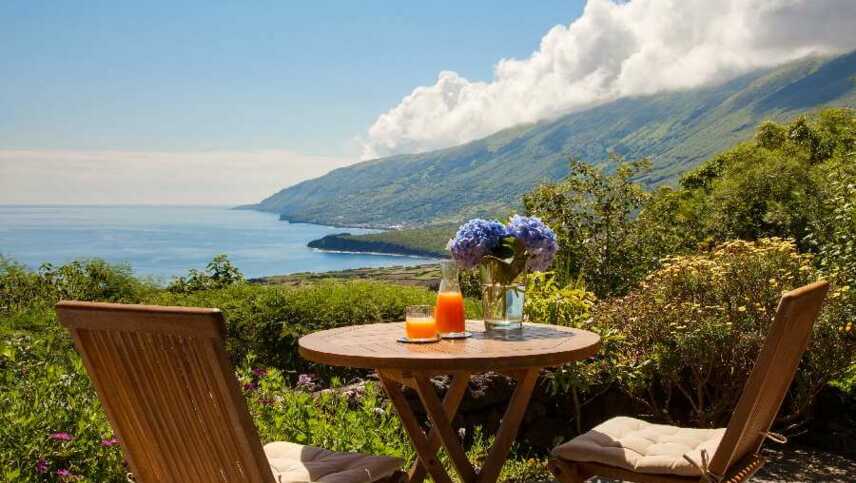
left=308, top=247, right=442, bottom=259
left=306, top=232, right=448, bottom=258
left=236, top=206, right=454, bottom=259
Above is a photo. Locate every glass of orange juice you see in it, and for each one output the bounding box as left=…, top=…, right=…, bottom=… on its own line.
left=435, top=261, right=471, bottom=338
left=402, top=305, right=439, bottom=343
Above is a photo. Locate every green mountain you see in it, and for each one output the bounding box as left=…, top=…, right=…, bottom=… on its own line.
left=252, top=52, right=856, bottom=227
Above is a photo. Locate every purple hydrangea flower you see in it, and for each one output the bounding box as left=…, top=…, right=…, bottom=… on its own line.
left=49, top=432, right=74, bottom=441
left=36, top=459, right=48, bottom=474
left=506, top=215, right=558, bottom=272
left=100, top=438, right=120, bottom=447
left=252, top=367, right=268, bottom=378
left=447, top=219, right=509, bottom=268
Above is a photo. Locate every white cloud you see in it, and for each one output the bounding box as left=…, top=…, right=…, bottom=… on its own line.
left=0, top=149, right=351, bottom=205
left=362, top=0, right=856, bottom=159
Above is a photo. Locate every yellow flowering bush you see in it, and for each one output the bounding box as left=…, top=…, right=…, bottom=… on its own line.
left=594, top=238, right=855, bottom=428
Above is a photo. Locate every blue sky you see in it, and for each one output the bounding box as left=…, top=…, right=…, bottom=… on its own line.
left=1, top=1, right=583, bottom=156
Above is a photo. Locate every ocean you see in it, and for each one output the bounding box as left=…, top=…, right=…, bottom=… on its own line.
left=0, top=205, right=435, bottom=280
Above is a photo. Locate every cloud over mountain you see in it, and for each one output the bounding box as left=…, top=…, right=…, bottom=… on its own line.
left=361, top=0, right=856, bottom=159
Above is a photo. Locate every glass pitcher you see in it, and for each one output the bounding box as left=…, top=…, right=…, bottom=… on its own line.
left=435, top=260, right=469, bottom=338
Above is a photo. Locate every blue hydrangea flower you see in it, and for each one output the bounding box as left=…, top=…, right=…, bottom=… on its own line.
left=447, top=219, right=508, bottom=268
left=506, top=215, right=558, bottom=271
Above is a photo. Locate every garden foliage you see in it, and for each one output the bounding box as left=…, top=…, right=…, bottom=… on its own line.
left=594, top=239, right=855, bottom=427
left=0, top=255, right=529, bottom=481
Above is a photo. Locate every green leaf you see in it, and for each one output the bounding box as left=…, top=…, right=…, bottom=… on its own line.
left=4, top=468, right=20, bottom=481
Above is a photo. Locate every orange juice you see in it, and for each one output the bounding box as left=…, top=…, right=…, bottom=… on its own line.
left=405, top=316, right=438, bottom=340
left=435, top=291, right=465, bottom=334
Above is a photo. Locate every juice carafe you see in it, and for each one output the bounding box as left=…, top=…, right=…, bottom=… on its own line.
left=435, top=261, right=469, bottom=338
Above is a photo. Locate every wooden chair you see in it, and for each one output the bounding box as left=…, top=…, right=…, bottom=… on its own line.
left=548, top=280, right=830, bottom=483
left=56, top=301, right=404, bottom=483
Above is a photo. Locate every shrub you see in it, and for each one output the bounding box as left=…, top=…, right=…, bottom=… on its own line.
left=0, top=257, right=153, bottom=316
left=523, top=272, right=595, bottom=328
left=0, top=315, right=125, bottom=482
left=595, top=238, right=856, bottom=428
left=523, top=157, right=655, bottom=298
left=664, top=108, right=856, bottom=252
left=148, top=280, right=477, bottom=378
left=167, top=254, right=244, bottom=293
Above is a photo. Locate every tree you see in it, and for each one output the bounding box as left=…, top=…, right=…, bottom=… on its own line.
left=523, top=156, right=653, bottom=297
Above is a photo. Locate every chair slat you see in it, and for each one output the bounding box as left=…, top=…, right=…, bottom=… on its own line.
left=709, top=280, right=829, bottom=476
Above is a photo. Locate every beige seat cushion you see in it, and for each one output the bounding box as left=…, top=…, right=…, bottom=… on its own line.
left=264, top=441, right=402, bottom=483
left=552, top=416, right=725, bottom=477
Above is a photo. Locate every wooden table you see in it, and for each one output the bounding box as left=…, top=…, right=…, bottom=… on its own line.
left=299, top=320, right=601, bottom=483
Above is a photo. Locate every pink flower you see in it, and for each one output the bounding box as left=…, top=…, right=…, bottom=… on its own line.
left=56, top=468, right=74, bottom=479
left=100, top=437, right=120, bottom=447
left=35, top=459, right=48, bottom=474
left=49, top=432, right=74, bottom=441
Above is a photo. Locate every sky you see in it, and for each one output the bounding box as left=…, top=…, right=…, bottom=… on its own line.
left=0, top=0, right=583, bottom=205
left=2, top=0, right=856, bottom=205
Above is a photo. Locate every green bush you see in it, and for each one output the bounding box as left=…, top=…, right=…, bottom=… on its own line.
left=663, top=108, right=856, bottom=252
left=0, top=257, right=154, bottom=316
left=594, top=238, right=856, bottom=428
left=1, top=320, right=125, bottom=482
left=523, top=157, right=655, bottom=298
left=167, top=254, right=244, bottom=293
left=147, top=280, right=479, bottom=378
left=523, top=272, right=595, bottom=327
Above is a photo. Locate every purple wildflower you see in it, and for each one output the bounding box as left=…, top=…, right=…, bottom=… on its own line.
left=56, top=468, right=73, bottom=479
left=49, top=432, right=74, bottom=441
left=448, top=219, right=509, bottom=269
left=297, top=374, right=314, bottom=386
left=252, top=367, right=268, bottom=378
left=506, top=215, right=558, bottom=271
left=36, top=459, right=48, bottom=474
left=242, top=382, right=258, bottom=391
left=100, top=437, right=120, bottom=447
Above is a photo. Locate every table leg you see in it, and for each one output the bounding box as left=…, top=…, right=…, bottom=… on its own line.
left=379, top=371, right=454, bottom=483
left=413, top=374, right=477, bottom=482
left=409, top=373, right=470, bottom=483
left=476, top=368, right=540, bottom=483
left=381, top=368, right=540, bottom=483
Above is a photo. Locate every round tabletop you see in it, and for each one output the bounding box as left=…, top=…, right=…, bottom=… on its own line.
left=299, top=320, right=601, bottom=371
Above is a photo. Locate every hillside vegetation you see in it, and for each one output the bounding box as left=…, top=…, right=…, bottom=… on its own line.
left=307, top=224, right=457, bottom=258
left=252, top=52, right=856, bottom=227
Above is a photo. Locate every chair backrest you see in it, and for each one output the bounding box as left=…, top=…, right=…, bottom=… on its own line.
left=709, top=280, right=829, bottom=476
left=56, top=301, right=275, bottom=483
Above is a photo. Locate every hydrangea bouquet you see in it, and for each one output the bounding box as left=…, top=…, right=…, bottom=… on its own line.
left=447, top=215, right=558, bottom=328
left=447, top=215, right=558, bottom=284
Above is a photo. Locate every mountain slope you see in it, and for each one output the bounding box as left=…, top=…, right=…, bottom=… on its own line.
left=253, top=52, right=856, bottom=227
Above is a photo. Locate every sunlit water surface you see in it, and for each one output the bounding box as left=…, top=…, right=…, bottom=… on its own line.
left=0, top=205, right=435, bottom=281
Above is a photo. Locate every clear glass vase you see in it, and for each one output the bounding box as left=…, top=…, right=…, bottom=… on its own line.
left=481, top=283, right=525, bottom=332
